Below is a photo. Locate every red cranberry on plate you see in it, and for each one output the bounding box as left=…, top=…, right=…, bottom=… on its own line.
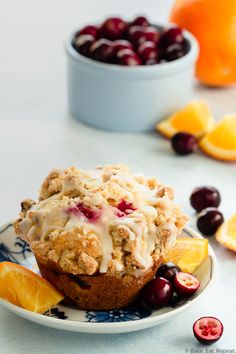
left=115, top=48, right=141, bottom=66
left=90, top=39, right=114, bottom=62
left=171, top=132, right=198, bottom=155
left=131, top=16, right=149, bottom=27
left=174, top=272, right=200, bottom=297
left=112, top=40, right=133, bottom=54
left=128, top=26, right=147, bottom=46
left=190, top=186, right=221, bottom=212
left=137, top=41, right=159, bottom=62
left=73, top=34, right=95, bottom=57
left=197, top=207, right=224, bottom=236
left=159, top=27, right=184, bottom=48
left=156, top=262, right=181, bottom=282
left=142, top=277, right=173, bottom=309
left=79, top=25, right=98, bottom=38
left=100, top=17, right=127, bottom=40
left=193, top=317, right=224, bottom=345
left=145, top=26, right=160, bottom=43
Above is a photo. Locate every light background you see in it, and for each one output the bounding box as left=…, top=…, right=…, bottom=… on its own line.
left=0, top=1, right=236, bottom=353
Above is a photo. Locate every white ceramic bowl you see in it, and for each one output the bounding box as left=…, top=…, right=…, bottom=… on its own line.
left=66, top=27, right=199, bottom=132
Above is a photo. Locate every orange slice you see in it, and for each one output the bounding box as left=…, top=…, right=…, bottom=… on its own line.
left=0, top=262, right=64, bottom=313
left=156, top=101, right=214, bottom=139
left=163, top=237, right=208, bottom=273
left=199, top=115, right=236, bottom=161
left=216, top=214, right=236, bottom=252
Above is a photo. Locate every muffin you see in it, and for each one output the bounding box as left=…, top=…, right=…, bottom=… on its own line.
left=14, top=164, right=187, bottom=310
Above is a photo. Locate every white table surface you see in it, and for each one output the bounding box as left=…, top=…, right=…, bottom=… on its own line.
left=1, top=1, right=236, bottom=353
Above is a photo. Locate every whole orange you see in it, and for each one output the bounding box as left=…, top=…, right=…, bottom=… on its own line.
left=170, top=0, right=236, bottom=86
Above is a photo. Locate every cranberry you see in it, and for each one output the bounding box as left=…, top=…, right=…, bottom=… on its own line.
left=67, top=203, right=101, bottom=221
left=159, top=27, right=184, bottom=48
left=137, top=41, right=159, bottom=62
left=156, top=262, right=181, bottom=281
left=197, top=208, right=224, bottom=236
left=117, top=200, right=135, bottom=212
left=116, top=199, right=136, bottom=216
left=112, top=40, right=133, bottom=54
left=193, top=317, right=224, bottom=345
left=145, top=26, right=160, bottom=43
left=190, top=186, right=221, bottom=212
left=161, top=43, right=186, bottom=61
left=144, top=58, right=159, bottom=65
left=100, top=17, right=127, bottom=40
left=182, top=38, right=191, bottom=54
left=115, top=49, right=141, bottom=66
left=131, top=16, right=149, bottom=27
left=90, top=39, right=114, bottom=62
left=171, top=132, right=198, bottom=155
left=174, top=272, right=200, bottom=297
left=78, top=25, right=98, bottom=38
left=128, top=26, right=146, bottom=46
left=129, top=26, right=159, bottom=46
left=72, top=35, right=95, bottom=57
left=142, top=277, right=173, bottom=309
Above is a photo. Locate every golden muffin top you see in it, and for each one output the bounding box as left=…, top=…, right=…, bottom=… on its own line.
left=14, top=164, right=187, bottom=276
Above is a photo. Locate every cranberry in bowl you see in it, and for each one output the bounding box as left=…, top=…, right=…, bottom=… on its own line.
left=66, top=16, right=199, bottom=132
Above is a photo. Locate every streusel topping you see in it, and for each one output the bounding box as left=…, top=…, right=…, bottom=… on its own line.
left=14, top=164, right=187, bottom=276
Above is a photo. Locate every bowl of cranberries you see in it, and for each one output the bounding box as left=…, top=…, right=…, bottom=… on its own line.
left=66, top=16, right=199, bottom=132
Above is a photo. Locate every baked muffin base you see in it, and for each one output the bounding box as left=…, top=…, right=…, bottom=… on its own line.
left=36, top=258, right=161, bottom=310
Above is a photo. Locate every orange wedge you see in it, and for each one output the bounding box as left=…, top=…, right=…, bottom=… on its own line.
left=163, top=237, right=208, bottom=273
left=216, top=214, right=236, bottom=252
left=199, top=115, right=236, bottom=161
left=156, top=101, right=214, bottom=139
left=0, top=262, right=64, bottom=313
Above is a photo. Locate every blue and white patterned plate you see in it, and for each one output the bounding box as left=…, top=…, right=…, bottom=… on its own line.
left=0, top=222, right=216, bottom=334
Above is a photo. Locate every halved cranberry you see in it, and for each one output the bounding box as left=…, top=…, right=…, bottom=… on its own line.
left=145, top=26, right=160, bottom=43
left=79, top=25, right=98, bottom=38
left=100, top=17, right=127, bottom=40
left=131, top=16, right=149, bottom=27
left=174, top=272, right=200, bottom=297
left=112, top=40, right=133, bottom=55
left=193, top=317, right=223, bottom=345
left=197, top=208, right=224, bottom=236
left=67, top=203, right=101, bottom=221
left=115, top=49, right=141, bottom=66
left=190, top=186, right=221, bottom=212
left=171, top=132, right=198, bottom=155
left=128, top=26, right=146, bottom=46
left=159, top=27, right=184, bottom=48
left=90, top=39, right=114, bottom=62
left=137, top=41, right=159, bottom=62
left=72, top=34, right=95, bottom=57
left=142, top=277, right=173, bottom=309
